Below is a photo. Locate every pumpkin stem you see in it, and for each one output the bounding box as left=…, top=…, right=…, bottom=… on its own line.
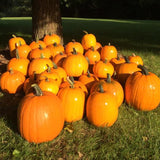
left=60, top=52, right=64, bottom=55
left=85, top=56, right=90, bottom=64
left=99, top=84, right=104, bottom=93
left=106, top=73, right=111, bottom=83
left=83, top=30, right=88, bottom=35
left=15, top=48, right=20, bottom=59
left=138, top=65, right=149, bottom=75
left=132, top=53, right=136, bottom=57
left=72, top=39, right=76, bottom=43
left=66, top=76, right=74, bottom=88
left=53, top=62, right=58, bottom=69
left=104, top=58, right=108, bottom=64
left=53, top=42, right=57, bottom=47
left=108, top=42, right=111, bottom=46
left=31, top=84, right=43, bottom=96
left=9, top=68, right=14, bottom=74
left=72, top=48, right=77, bottom=55
left=90, top=46, right=94, bottom=51
left=12, top=34, right=16, bottom=38
left=46, top=64, right=51, bottom=73
left=124, top=56, right=130, bottom=63
left=117, top=54, right=120, bottom=60
left=39, top=45, right=43, bottom=50
left=40, top=53, right=44, bottom=58
left=87, top=70, right=91, bottom=77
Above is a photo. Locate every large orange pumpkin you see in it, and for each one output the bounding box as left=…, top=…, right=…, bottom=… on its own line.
left=43, top=34, right=61, bottom=46
left=86, top=85, right=118, bottom=127
left=17, top=84, right=64, bottom=143
left=125, top=65, right=160, bottom=111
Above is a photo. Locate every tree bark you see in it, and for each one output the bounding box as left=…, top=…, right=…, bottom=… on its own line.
left=32, top=0, right=63, bottom=44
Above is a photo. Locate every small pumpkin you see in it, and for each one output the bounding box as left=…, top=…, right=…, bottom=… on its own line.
left=0, top=69, right=25, bottom=94
left=125, top=65, right=160, bottom=111
left=7, top=49, right=30, bottom=76
left=100, top=43, right=118, bottom=61
left=58, top=77, right=85, bottom=122
left=52, top=52, right=67, bottom=67
left=65, top=39, right=84, bottom=55
left=9, top=35, right=26, bottom=57
left=17, top=83, right=64, bottom=143
left=29, top=37, right=46, bottom=50
left=93, top=59, right=114, bottom=78
left=62, top=48, right=88, bottom=77
left=128, top=53, right=143, bottom=65
left=81, top=31, right=96, bottom=50
left=86, top=84, right=118, bottom=127
left=43, top=34, right=61, bottom=46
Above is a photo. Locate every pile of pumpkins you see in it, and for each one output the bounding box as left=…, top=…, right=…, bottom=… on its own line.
left=0, top=32, right=160, bottom=144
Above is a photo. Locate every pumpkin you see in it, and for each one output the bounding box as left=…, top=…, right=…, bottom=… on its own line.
left=86, top=84, right=118, bottom=127
left=78, top=70, right=99, bottom=91
left=90, top=73, right=124, bottom=108
left=81, top=31, right=96, bottom=50
left=43, top=34, right=61, bottom=46
left=52, top=52, right=67, bottom=67
left=100, top=43, right=118, bottom=61
left=17, top=84, right=64, bottom=143
left=47, top=43, right=64, bottom=58
left=62, top=49, right=88, bottom=77
left=65, top=39, right=84, bottom=55
left=7, top=49, right=30, bottom=76
left=28, top=56, right=53, bottom=77
left=0, top=69, right=25, bottom=94
left=29, top=45, right=52, bottom=60
left=125, top=65, right=160, bottom=111
left=37, top=65, right=61, bottom=85
left=116, top=56, right=140, bottom=87
left=9, top=35, right=26, bottom=57
left=29, top=37, right=46, bottom=50
left=58, top=77, right=85, bottom=122
left=128, top=53, right=143, bottom=65
left=93, top=59, right=114, bottom=78
left=84, top=46, right=101, bottom=65
left=38, top=77, right=59, bottom=95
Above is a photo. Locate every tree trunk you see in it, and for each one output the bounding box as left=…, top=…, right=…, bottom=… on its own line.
left=32, top=0, right=63, bottom=44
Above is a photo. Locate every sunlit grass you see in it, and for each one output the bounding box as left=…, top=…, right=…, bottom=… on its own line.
left=0, top=17, right=160, bottom=159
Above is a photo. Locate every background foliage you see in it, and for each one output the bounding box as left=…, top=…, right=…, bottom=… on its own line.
left=1, top=0, right=160, bottom=20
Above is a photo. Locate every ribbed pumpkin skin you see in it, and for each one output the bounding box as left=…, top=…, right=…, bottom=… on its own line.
left=17, top=91, right=64, bottom=143
left=62, top=54, right=88, bottom=77
left=125, top=71, right=160, bottom=111
left=0, top=70, right=25, bottom=94
left=86, top=91, right=118, bottom=127
left=58, top=87, right=85, bottom=122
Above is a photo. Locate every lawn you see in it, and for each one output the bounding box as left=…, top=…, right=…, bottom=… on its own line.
left=0, top=17, right=160, bottom=160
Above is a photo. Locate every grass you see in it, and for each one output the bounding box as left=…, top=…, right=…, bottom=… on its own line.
left=0, top=17, right=160, bottom=159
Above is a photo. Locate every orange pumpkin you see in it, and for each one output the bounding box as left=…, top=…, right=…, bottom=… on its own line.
left=58, top=78, right=85, bottom=122
left=7, top=49, right=30, bottom=76
left=90, top=73, right=124, bottom=108
left=125, top=65, right=160, bottom=111
left=86, top=84, right=118, bottom=127
left=128, top=53, right=143, bottom=65
left=17, top=84, right=64, bottom=143
left=116, top=56, right=140, bottom=87
left=28, top=57, right=53, bottom=77
left=0, top=69, right=25, bottom=94
left=84, top=46, right=101, bottom=65
left=43, top=34, right=61, bottom=46
left=65, top=40, right=84, bottom=55
left=81, top=31, right=96, bottom=50
left=9, top=35, right=26, bottom=57
left=29, top=45, right=52, bottom=60
left=93, top=59, right=114, bottom=78
left=29, top=39, right=46, bottom=50
left=100, top=43, right=118, bottom=61
left=38, top=77, right=59, bottom=95
left=62, top=49, right=88, bottom=77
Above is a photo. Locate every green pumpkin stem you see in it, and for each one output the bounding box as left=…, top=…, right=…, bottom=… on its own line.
left=104, top=58, right=108, bottom=64
left=9, top=68, right=14, bottom=74
left=117, top=54, right=120, bottom=60
left=99, top=84, right=104, bottom=93
left=53, top=62, right=58, bottom=69
left=39, top=45, right=43, bottom=50
left=12, top=34, right=16, bottom=38
left=15, top=48, right=20, bottom=59
left=83, top=30, right=88, bottom=35
left=106, top=73, right=111, bottom=83
left=91, top=46, right=94, bottom=51
left=124, top=56, right=130, bottom=63
left=31, top=84, right=43, bottom=96
left=53, top=42, right=57, bottom=47
left=72, top=48, right=77, bottom=55
left=46, top=64, right=51, bottom=73
left=40, top=53, right=44, bottom=58
left=87, top=70, right=91, bottom=78
left=138, top=65, right=149, bottom=75
left=67, top=76, right=74, bottom=88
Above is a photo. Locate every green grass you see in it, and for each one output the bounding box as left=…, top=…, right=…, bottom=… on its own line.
left=0, top=17, right=160, bottom=160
